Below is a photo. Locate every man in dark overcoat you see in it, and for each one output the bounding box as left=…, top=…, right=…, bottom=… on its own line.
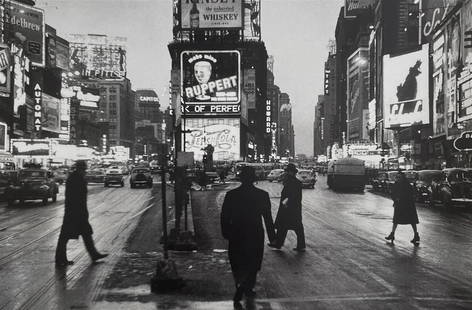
left=385, top=170, right=420, bottom=245
left=55, top=160, right=108, bottom=266
left=269, top=163, right=306, bottom=251
left=221, top=166, right=276, bottom=308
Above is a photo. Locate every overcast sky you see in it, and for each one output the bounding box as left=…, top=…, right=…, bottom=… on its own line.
left=36, top=0, right=343, bottom=156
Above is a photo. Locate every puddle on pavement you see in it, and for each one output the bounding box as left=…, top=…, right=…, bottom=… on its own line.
left=101, top=285, right=150, bottom=296
left=91, top=300, right=237, bottom=310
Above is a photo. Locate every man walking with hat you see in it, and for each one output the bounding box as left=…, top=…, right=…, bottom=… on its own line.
left=269, top=163, right=306, bottom=251
left=55, top=160, right=108, bottom=267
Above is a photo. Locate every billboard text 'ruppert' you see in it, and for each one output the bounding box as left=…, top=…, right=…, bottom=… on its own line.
left=185, top=76, right=237, bottom=99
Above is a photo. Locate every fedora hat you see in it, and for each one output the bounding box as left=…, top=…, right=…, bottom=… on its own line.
left=285, top=163, right=298, bottom=173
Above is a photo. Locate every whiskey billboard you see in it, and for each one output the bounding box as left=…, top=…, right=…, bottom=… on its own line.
left=181, top=50, right=240, bottom=116
left=181, top=0, right=243, bottom=30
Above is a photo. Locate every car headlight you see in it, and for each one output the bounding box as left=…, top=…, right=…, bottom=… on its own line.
left=40, top=185, right=50, bottom=191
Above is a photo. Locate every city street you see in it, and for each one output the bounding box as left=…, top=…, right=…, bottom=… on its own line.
left=1, top=176, right=472, bottom=309
left=0, top=177, right=157, bottom=310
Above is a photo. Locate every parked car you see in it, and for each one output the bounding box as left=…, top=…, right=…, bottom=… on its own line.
left=130, top=167, right=153, bottom=188
left=104, top=169, right=125, bottom=187
left=296, top=169, right=317, bottom=189
left=4, top=168, right=59, bottom=206
left=371, top=171, right=387, bottom=191
left=430, top=168, right=472, bottom=208
left=85, top=169, right=106, bottom=183
left=267, top=169, right=285, bottom=182
left=414, top=170, right=442, bottom=203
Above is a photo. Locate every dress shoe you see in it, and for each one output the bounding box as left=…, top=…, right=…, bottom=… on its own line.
left=92, top=253, right=109, bottom=262
left=55, top=260, right=74, bottom=267
left=410, top=233, right=420, bottom=245
left=267, top=243, right=282, bottom=250
left=385, top=232, right=395, bottom=242
left=233, top=300, right=243, bottom=309
left=293, top=247, right=306, bottom=252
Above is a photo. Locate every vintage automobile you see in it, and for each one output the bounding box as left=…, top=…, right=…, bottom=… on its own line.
left=430, top=168, right=472, bottom=208
left=130, top=167, right=153, bottom=188
left=327, top=157, right=365, bottom=191
left=52, top=168, right=69, bottom=184
left=371, top=171, right=387, bottom=192
left=296, top=169, right=317, bottom=189
left=85, top=169, right=106, bottom=183
left=4, top=168, right=59, bottom=206
left=104, top=168, right=125, bottom=187
left=414, top=170, right=442, bottom=203
left=267, top=169, right=285, bottom=182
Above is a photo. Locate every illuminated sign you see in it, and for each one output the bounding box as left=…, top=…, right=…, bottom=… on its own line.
left=454, top=131, right=472, bottom=151
left=383, top=45, right=430, bottom=128
left=265, top=100, right=271, bottom=133
left=183, top=118, right=240, bottom=161
left=33, top=84, right=42, bottom=132
left=181, top=0, right=242, bottom=30
left=0, top=122, right=7, bottom=151
left=344, top=0, right=376, bottom=18
left=139, top=96, right=159, bottom=102
left=11, top=139, right=50, bottom=156
left=6, top=1, right=45, bottom=67
left=181, top=51, right=240, bottom=115
left=181, top=103, right=240, bottom=114
left=0, top=45, right=10, bottom=96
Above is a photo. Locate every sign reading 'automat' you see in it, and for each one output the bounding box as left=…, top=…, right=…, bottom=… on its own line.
left=34, top=84, right=42, bottom=132
left=181, top=50, right=240, bottom=115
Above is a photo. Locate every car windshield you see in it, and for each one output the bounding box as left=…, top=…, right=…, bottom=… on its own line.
left=388, top=172, right=398, bottom=180
left=297, top=171, right=312, bottom=176
left=19, top=170, right=46, bottom=178
left=418, top=171, right=442, bottom=183
left=404, top=171, right=417, bottom=181
left=133, top=169, right=149, bottom=174
left=447, top=170, right=467, bottom=182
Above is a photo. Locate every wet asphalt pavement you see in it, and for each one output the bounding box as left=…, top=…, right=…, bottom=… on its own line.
left=0, top=175, right=472, bottom=309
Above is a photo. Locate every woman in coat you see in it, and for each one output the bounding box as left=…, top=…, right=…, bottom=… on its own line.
left=385, top=170, right=420, bottom=245
left=221, top=166, right=276, bottom=308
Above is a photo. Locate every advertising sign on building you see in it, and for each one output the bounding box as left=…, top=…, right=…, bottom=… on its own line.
left=0, top=44, right=10, bottom=96
left=42, top=93, right=61, bottom=133
left=347, top=48, right=368, bottom=140
left=13, top=52, right=28, bottom=115
left=344, top=0, right=376, bottom=18
left=181, top=0, right=242, bottom=30
left=454, top=131, right=472, bottom=151
left=33, top=84, right=42, bottom=132
left=432, top=33, right=446, bottom=135
left=11, top=139, right=50, bottom=156
left=421, top=0, right=460, bottom=44
left=0, top=122, right=7, bottom=151
left=5, top=1, right=45, bottom=67
left=55, top=38, right=70, bottom=71
left=462, top=0, right=472, bottom=69
left=383, top=44, right=430, bottom=128
left=183, top=118, right=240, bottom=161
left=136, top=89, right=159, bottom=107
left=181, top=51, right=240, bottom=116
left=265, top=100, right=271, bottom=134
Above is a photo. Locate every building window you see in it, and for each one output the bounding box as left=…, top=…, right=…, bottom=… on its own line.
left=109, top=95, right=117, bottom=100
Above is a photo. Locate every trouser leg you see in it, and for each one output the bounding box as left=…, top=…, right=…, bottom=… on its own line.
left=242, top=271, right=257, bottom=295
left=55, top=232, right=69, bottom=262
left=275, top=228, right=288, bottom=247
left=295, top=223, right=306, bottom=249
left=82, top=234, right=99, bottom=258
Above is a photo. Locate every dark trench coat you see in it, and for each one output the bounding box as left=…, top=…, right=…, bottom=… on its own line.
left=274, top=175, right=303, bottom=230
left=391, top=179, right=419, bottom=225
left=60, top=171, right=93, bottom=239
left=221, top=184, right=276, bottom=272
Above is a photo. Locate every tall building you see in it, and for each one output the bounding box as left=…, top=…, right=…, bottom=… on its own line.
left=134, top=89, right=163, bottom=155
left=279, top=93, right=294, bottom=158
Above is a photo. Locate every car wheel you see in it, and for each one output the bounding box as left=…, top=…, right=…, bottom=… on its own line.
left=42, top=198, right=48, bottom=206
left=130, top=183, right=135, bottom=188
left=52, top=193, right=57, bottom=202
left=121, top=181, right=124, bottom=187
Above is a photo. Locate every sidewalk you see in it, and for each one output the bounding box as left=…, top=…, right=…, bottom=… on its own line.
left=93, top=183, right=237, bottom=309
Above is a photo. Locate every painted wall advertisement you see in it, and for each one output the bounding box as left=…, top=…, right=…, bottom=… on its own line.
left=383, top=44, right=430, bottom=128
left=4, top=1, right=45, bottom=67
left=181, top=0, right=242, bottom=30
left=183, top=118, right=240, bottom=161
left=181, top=50, right=240, bottom=115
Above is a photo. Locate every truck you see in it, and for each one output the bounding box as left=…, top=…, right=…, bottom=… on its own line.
left=327, top=157, right=366, bottom=191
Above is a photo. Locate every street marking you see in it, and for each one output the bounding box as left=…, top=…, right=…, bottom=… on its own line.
left=128, top=204, right=154, bottom=220
left=347, top=258, right=396, bottom=293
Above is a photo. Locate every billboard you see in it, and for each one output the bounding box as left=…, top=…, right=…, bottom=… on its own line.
left=42, top=93, right=61, bottom=133
left=421, top=0, right=460, bottom=44
left=344, top=0, right=376, bottom=18
left=0, top=122, right=7, bottom=151
left=383, top=45, right=430, bottom=128
left=183, top=118, right=240, bottom=161
left=55, top=38, right=70, bottom=71
left=0, top=44, right=10, bottom=96
left=11, top=139, right=50, bottom=156
left=136, top=89, right=159, bottom=107
left=432, top=33, right=445, bottom=135
left=181, top=50, right=240, bottom=116
left=5, top=1, right=45, bottom=67
left=181, top=0, right=242, bottom=30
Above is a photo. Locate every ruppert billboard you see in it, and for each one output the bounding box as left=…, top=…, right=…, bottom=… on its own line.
left=181, top=0, right=243, bottom=30
left=5, top=1, right=45, bottom=67
left=181, top=50, right=240, bottom=116
left=383, top=44, right=430, bottom=128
